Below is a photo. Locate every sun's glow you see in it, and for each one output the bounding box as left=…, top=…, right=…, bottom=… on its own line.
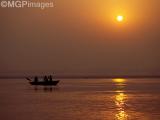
left=113, top=78, right=126, bottom=83
left=116, top=15, right=124, bottom=22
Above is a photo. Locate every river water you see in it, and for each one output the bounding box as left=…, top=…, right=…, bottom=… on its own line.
left=0, top=78, right=160, bottom=120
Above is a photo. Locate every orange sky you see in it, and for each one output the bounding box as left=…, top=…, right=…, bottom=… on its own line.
left=0, top=0, right=160, bottom=75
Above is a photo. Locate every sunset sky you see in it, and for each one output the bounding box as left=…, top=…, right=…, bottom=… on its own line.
left=1, top=0, right=160, bottom=76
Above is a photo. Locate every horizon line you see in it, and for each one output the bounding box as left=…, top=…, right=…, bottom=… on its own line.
left=0, top=75, right=160, bottom=79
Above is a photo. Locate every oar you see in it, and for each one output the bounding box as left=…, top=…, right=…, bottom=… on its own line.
left=26, top=77, right=32, bottom=81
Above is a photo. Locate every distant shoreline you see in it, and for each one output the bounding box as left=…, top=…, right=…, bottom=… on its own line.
left=0, top=75, right=160, bottom=79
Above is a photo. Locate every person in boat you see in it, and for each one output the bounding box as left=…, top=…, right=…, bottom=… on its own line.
left=48, top=75, right=53, bottom=82
left=34, top=76, right=38, bottom=83
left=44, top=76, right=48, bottom=82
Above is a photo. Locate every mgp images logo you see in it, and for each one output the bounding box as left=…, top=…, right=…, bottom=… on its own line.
left=0, top=0, right=54, bottom=9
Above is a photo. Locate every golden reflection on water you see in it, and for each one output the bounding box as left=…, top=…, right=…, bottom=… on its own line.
left=113, top=78, right=126, bottom=83
left=115, top=92, right=128, bottom=120
left=113, top=78, right=129, bottom=120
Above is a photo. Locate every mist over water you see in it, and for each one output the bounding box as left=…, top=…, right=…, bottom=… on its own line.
left=0, top=78, right=160, bottom=120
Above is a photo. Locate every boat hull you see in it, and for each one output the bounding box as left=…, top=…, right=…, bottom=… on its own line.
left=29, top=80, right=59, bottom=86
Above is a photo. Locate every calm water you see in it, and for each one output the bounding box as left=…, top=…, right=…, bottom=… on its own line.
left=0, top=78, right=160, bottom=120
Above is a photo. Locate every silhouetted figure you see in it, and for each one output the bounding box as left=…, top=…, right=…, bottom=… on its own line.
left=34, top=76, right=38, bottom=83
left=48, top=75, right=53, bottom=82
left=44, top=76, right=48, bottom=82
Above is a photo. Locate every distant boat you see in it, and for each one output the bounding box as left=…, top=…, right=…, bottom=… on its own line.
left=29, top=80, right=59, bottom=86
left=26, top=77, right=60, bottom=86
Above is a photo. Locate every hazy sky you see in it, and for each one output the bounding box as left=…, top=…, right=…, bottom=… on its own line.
left=1, top=0, right=160, bottom=76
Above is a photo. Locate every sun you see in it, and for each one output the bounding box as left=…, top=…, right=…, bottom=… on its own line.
left=116, top=15, right=124, bottom=22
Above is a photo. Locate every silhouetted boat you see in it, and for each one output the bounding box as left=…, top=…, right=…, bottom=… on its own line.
left=26, top=77, right=59, bottom=86
left=29, top=80, right=59, bottom=86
